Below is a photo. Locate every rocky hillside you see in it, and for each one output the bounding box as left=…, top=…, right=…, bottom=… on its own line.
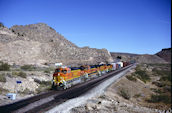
left=0, top=23, right=113, bottom=66
left=70, top=63, right=171, bottom=113
left=156, top=48, right=171, bottom=63
left=110, top=52, right=167, bottom=64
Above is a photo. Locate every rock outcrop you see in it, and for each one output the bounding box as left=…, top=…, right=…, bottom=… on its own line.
left=0, top=23, right=113, bottom=66
left=156, top=48, right=171, bottom=63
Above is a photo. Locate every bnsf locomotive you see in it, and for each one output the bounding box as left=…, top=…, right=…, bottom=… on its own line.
left=52, top=62, right=129, bottom=90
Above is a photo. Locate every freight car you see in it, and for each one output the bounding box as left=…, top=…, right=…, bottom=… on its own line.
left=52, top=62, right=130, bottom=90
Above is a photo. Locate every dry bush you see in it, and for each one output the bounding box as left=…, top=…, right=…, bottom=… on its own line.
left=119, top=88, right=130, bottom=100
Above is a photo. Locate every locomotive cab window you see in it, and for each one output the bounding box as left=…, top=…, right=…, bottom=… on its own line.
left=55, top=69, right=60, bottom=73
left=62, top=70, right=67, bottom=74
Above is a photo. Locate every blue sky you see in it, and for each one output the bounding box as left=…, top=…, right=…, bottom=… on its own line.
left=0, top=0, right=171, bottom=54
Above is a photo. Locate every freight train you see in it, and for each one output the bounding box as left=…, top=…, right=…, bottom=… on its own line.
left=52, top=61, right=130, bottom=90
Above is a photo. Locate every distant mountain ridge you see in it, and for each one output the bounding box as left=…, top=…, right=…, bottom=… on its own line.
left=110, top=51, right=167, bottom=64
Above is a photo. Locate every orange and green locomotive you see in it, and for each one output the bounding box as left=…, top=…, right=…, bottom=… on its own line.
left=52, top=62, right=129, bottom=90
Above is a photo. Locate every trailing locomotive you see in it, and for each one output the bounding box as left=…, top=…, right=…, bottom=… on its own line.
left=52, top=61, right=129, bottom=90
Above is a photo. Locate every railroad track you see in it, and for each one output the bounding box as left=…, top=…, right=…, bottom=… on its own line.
left=0, top=64, right=134, bottom=113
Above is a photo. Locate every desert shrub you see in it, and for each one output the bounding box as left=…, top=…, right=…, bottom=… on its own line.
left=44, top=69, right=50, bottom=73
left=148, top=63, right=170, bottom=67
left=119, top=88, right=130, bottom=100
left=152, top=81, right=166, bottom=87
left=13, top=71, right=27, bottom=78
left=160, top=75, right=171, bottom=82
left=40, top=81, right=51, bottom=86
left=0, top=62, right=10, bottom=71
left=126, top=74, right=137, bottom=82
left=18, top=71, right=27, bottom=78
left=14, top=68, right=21, bottom=71
left=133, top=93, right=141, bottom=98
left=0, top=22, right=4, bottom=27
left=6, top=73, right=12, bottom=78
left=99, top=95, right=106, bottom=99
left=36, top=80, right=51, bottom=93
left=44, top=63, right=48, bottom=65
left=49, top=67, right=55, bottom=71
left=34, top=78, right=42, bottom=84
left=34, top=79, right=51, bottom=86
left=135, top=69, right=150, bottom=83
left=159, top=71, right=171, bottom=82
left=135, top=65, right=141, bottom=71
left=12, top=71, right=19, bottom=76
left=21, top=65, right=35, bottom=71
left=0, top=73, right=6, bottom=82
left=150, top=88, right=162, bottom=94
left=44, top=67, right=55, bottom=73
left=147, top=94, right=171, bottom=104
left=153, top=68, right=171, bottom=77
left=49, top=27, right=54, bottom=30
left=163, top=86, right=171, bottom=92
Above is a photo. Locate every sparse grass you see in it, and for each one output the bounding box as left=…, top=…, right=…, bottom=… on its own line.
left=146, top=63, right=171, bottom=104
left=148, top=63, right=171, bottom=67
left=133, top=93, right=141, bottom=98
left=36, top=80, right=51, bottom=93
left=18, top=71, right=27, bottom=78
left=135, top=65, right=142, bottom=71
left=160, top=74, right=171, bottom=82
left=134, top=65, right=151, bottom=83
left=119, top=88, right=130, bottom=100
left=43, top=67, right=55, bottom=73
left=0, top=73, right=6, bottom=82
left=153, top=68, right=171, bottom=78
left=99, top=95, right=106, bottom=99
left=18, top=88, right=34, bottom=94
left=12, top=71, right=19, bottom=76
left=0, top=61, right=10, bottom=71
left=126, top=74, right=137, bottom=82
left=44, top=69, right=51, bottom=73
left=152, top=81, right=166, bottom=87
left=40, top=81, right=51, bottom=86
left=21, top=65, right=35, bottom=71
left=135, top=69, right=150, bottom=83
left=0, top=87, right=8, bottom=94
left=163, top=85, right=171, bottom=92
left=150, top=88, right=162, bottom=94
left=12, top=71, right=27, bottom=78
left=34, top=79, right=51, bottom=86
left=133, top=63, right=172, bottom=107
left=147, top=94, right=171, bottom=104
left=6, top=72, right=12, bottom=78
left=14, top=68, right=21, bottom=71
